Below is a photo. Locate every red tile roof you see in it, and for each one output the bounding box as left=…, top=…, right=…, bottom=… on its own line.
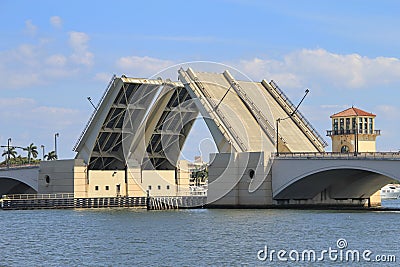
left=330, top=107, right=376, bottom=118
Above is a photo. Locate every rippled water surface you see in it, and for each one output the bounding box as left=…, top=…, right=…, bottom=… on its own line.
left=1, top=200, right=399, bottom=266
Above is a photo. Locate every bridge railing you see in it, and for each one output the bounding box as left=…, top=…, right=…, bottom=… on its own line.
left=1, top=193, right=74, bottom=200
left=0, top=163, right=40, bottom=170
left=148, top=189, right=207, bottom=197
left=73, top=74, right=117, bottom=151
left=268, top=80, right=329, bottom=148
left=179, top=189, right=207, bottom=196
left=181, top=69, right=248, bottom=151
left=274, top=152, right=400, bottom=160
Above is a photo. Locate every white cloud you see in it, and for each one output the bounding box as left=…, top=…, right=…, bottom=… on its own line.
left=0, top=97, right=35, bottom=107
left=238, top=57, right=302, bottom=88
left=46, top=54, right=67, bottom=67
left=24, top=19, right=37, bottom=36
left=71, top=51, right=94, bottom=66
left=0, top=97, right=80, bottom=129
left=31, top=106, right=80, bottom=128
left=50, top=16, right=62, bottom=28
left=94, top=72, right=114, bottom=83
left=68, top=31, right=94, bottom=66
left=146, top=35, right=219, bottom=43
left=113, top=49, right=400, bottom=92
left=116, top=56, right=174, bottom=77
left=0, top=43, right=63, bottom=89
left=0, top=97, right=86, bottom=158
left=237, top=49, right=400, bottom=90
left=375, top=105, right=399, bottom=120
left=2, top=44, right=40, bottom=68
left=0, top=52, right=42, bottom=88
left=0, top=24, right=96, bottom=89
left=320, top=104, right=349, bottom=109
left=69, top=31, right=89, bottom=51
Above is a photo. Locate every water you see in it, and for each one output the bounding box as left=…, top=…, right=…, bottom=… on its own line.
left=1, top=201, right=400, bottom=266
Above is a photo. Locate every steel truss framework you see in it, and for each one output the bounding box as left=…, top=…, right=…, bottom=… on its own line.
left=75, top=70, right=327, bottom=171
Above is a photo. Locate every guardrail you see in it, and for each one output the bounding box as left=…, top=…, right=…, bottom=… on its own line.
left=274, top=152, right=400, bottom=160
left=2, top=193, right=74, bottom=200
left=0, top=163, right=40, bottom=170
left=223, top=71, right=276, bottom=143
left=73, top=74, right=117, bottom=151
left=268, top=80, right=328, bottom=148
left=175, top=189, right=207, bottom=196
left=193, top=76, right=248, bottom=151
left=327, top=129, right=381, bottom=136
left=179, top=68, right=248, bottom=151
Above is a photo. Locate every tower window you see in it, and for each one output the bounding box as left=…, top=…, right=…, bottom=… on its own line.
left=340, top=118, right=344, bottom=134
left=346, top=118, right=350, bottom=130
left=333, top=119, right=338, bottom=134
left=341, top=145, right=349, bottom=153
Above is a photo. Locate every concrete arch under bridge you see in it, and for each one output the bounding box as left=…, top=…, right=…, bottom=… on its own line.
left=272, top=153, right=400, bottom=206
left=0, top=166, right=39, bottom=195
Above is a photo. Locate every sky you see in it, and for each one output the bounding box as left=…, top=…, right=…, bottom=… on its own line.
left=1, top=0, right=400, bottom=161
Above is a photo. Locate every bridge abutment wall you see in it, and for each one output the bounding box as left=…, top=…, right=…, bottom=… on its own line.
left=207, top=152, right=273, bottom=207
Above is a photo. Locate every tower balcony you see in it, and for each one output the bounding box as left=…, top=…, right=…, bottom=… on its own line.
left=326, top=129, right=381, bottom=136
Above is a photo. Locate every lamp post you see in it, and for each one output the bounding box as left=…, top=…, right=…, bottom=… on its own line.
left=354, top=119, right=358, bottom=156
left=41, top=145, right=45, bottom=160
left=54, top=133, right=59, bottom=159
left=87, top=97, right=97, bottom=110
left=276, top=89, right=309, bottom=157
left=7, top=138, right=11, bottom=168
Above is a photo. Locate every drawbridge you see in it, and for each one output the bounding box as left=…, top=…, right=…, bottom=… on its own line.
left=74, top=68, right=327, bottom=171
left=5, top=68, right=400, bottom=208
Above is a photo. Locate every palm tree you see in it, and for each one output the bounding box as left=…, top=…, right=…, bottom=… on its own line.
left=2, top=146, right=17, bottom=165
left=44, top=150, right=57, bottom=161
left=23, top=143, right=38, bottom=164
left=2, top=146, right=17, bottom=159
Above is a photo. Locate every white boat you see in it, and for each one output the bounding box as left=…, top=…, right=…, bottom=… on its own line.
left=381, top=184, right=400, bottom=199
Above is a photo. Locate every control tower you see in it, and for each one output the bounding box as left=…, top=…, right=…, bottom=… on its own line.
left=327, top=106, right=380, bottom=153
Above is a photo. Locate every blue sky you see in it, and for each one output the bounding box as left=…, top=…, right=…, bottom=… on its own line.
left=1, top=0, right=400, bottom=160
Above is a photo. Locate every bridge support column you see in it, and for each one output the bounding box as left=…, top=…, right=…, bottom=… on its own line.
left=207, top=152, right=273, bottom=207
